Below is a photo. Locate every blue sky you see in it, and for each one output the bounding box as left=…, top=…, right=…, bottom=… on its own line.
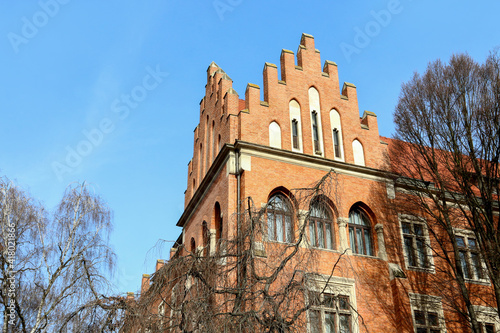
left=1, top=0, right=499, bottom=295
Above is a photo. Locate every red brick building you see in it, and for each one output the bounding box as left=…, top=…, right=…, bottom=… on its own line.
left=139, top=34, right=499, bottom=333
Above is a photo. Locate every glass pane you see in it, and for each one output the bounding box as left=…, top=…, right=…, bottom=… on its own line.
left=318, top=221, right=325, bottom=248
left=349, top=227, right=356, bottom=253
left=309, top=310, right=321, bottom=333
left=404, top=236, right=416, bottom=267
left=428, top=312, right=438, bottom=326
left=323, top=294, right=335, bottom=309
left=485, top=323, right=495, bottom=333
left=414, top=310, right=426, bottom=325
left=276, top=215, right=283, bottom=242
left=326, top=223, right=333, bottom=249
left=416, top=329, right=427, bottom=333
left=402, top=222, right=411, bottom=234
left=339, top=314, right=351, bottom=333
left=459, top=251, right=470, bottom=278
left=285, top=216, right=292, bottom=243
left=471, top=253, right=483, bottom=279
left=357, top=228, right=364, bottom=255
left=416, top=238, right=427, bottom=267
left=339, top=296, right=349, bottom=310
left=364, top=229, right=372, bottom=256
left=310, top=221, right=317, bottom=247
left=325, top=312, right=335, bottom=333
left=268, top=213, right=275, bottom=241
left=456, top=236, right=466, bottom=247
left=468, top=238, right=477, bottom=249
left=414, top=224, right=424, bottom=236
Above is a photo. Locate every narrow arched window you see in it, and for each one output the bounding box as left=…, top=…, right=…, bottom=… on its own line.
left=333, top=129, right=341, bottom=158
left=289, top=100, right=302, bottom=152
left=212, top=120, right=216, bottom=162
left=267, top=194, right=293, bottom=243
left=202, top=221, right=209, bottom=257
left=269, top=121, right=282, bottom=149
left=352, top=139, right=365, bottom=166
left=309, top=87, right=323, bottom=155
left=312, top=111, right=320, bottom=153
left=214, top=202, right=223, bottom=251
left=190, top=237, right=196, bottom=253
left=330, top=109, right=344, bottom=160
left=309, top=200, right=334, bottom=250
left=349, top=209, right=372, bottom=256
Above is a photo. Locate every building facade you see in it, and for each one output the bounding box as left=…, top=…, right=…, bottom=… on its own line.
left=138, top=34, right=499, bottom=333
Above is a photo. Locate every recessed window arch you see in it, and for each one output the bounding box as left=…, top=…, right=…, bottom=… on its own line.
left=202, top=221, right=209, bottom=257
left=308, top=87, right=324, bottom=156
left=190, top=237, right=196, bottom=253
left=214, top=202, right=223, bottom=250
left=348, top=206, right=373, bottom=256
left=267, top=193, right=293, bottom=243
left=199, top=143, right=204, bottom=180
left=289, top=99, right=303, bottom=152
left=211, top=120, right=216, bottom=162
left=309, top=199, right=335, bottom=250
left=330, top=109, right=344, bottom=160
left=269, top=121, right=282, bottom=149
left=352, top=139, right=365, bottom=166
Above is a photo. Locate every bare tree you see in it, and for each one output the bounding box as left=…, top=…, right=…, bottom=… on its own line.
left=121, top=171, right=361, bottom=333
left=390, top=50, right=500, bottom=332
left=0, top=178, right=119, bottom=333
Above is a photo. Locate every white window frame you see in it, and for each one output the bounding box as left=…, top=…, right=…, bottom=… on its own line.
left=399, top=214, right=435, bottom=273
left=306, top=275, right=358, bottom=333
left=409, top=293, right=447, bottom=333
left=329, top=109, right=345, bottom=162
left=454, top=228, right=489, bottom=284
left=308, top=87, right=324, bottom=156
left=474, top=305, right=500, bottom=333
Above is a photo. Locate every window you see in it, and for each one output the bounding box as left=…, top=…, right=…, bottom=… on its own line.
left=312, top=111, right=321, bottom=153
left=267, top=194, right=293, bottom=243
left=352, top=140, right=365, bottom=166
left=330, top=109, right=344, bottom=161
left=481, top=323, right=495, bottom=333
left=202, top=221, right=209, bottom=257
left=269, top=121, right=282, bottom=149
left=348, top=209, right=372, bottom=256
left=309, top=292, right=351, bottom=333
left=400, top=216, right=432, bottom=270
left=474, top=305, right=500, bottom=333
left=309, top=200, right=334, bottom=250
left=292, top=119, right=299, bottom=149
left=289, top=99, right=303, bottom=152
left=410, top=294, right=446, bottom=333
left=333, top=129, right=341, bottom=158
left=307, top=275, right=357, bottom=333
left=455, top=231, right=485, bottom=282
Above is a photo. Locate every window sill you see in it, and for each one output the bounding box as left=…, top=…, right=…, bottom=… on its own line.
left=465, top=278, right=490, bottom=286
left=350, top=252, right=381, bottom=260
left=311, top=246, right=339, bottom=253
left=406, top=266, right=436, bottom=274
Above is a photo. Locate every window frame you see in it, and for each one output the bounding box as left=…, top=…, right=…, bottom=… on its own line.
left=333, top=128, right=341, bottom=158
left=311, top=110, right=321, bottom=154
left=473, top=305, right=500, bottom=333
left=267, top=194, right=294, bottom=243
left=409, top=293, right=447, bottom=333
left=348, top=208, right=373, bottom=256
left=306, top=275, right=358, bottom=333
left=292, top=118, right=300, bottom=150
left=309, top=200, right=335, bottom=250
left=454, top=229, right=488, bottom=284
left=399, top=214, right=434, bottom=273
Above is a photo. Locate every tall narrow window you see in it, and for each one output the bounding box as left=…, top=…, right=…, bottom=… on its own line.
left=212, top=120, right=216, bottom=161
left=312, top=111, right=320, bottom=153
left=401, top=217, right=432, bottom=270
left=267, top=194, right=293, bottom=243
left=292, top=119, right=299, bottom=149
left=349, top=208, right=373, bottom=256
left=202, top=221, right=209, bottom=257
left=333, top=129, right=341, bottom=158
left=456, top=233, right=484, bottom=281
left=269, top=121, right=282, bottom=149
left=309, top=200, right=334, bottom=250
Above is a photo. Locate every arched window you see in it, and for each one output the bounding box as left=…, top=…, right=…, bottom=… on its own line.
left=214, top=202, right=223, bottom=250
left=348, top=208, right=373, bottom=256
left=190, top=237, right=196, bottom=253
left=309, top=200, right=334, bottom=250
left=308, top=87, right=323, bottom=155
left=199, top=143, right=204, bottom=179
left=289, top=100, right=302, bottom=152
left=330, top=109, right=344, bottom=160
left=267, top=194, right=293, bottom=243
left=352, top=139, right=365, bottom=166
left=202, top=221, right=209, bottom=257
left=269, top=121, right=282, bottom=149
left=212, top=120, right=216, bottom=161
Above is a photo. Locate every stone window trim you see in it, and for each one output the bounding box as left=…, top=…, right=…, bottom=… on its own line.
left=453, top=228, right=489, bottom=285
left=409, top=293, right=447, bottom=333
left=473, top=305, right=500, bottom=333
left=306, top=274, right=358, bottom=333
left=398, top=214, right=435, bottom=274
